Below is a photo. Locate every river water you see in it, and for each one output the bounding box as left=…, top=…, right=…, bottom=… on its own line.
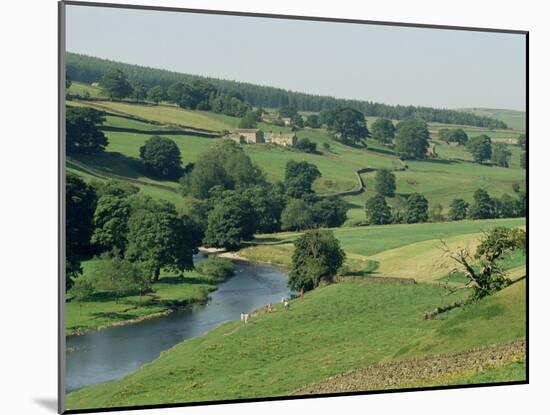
left=65, top=257, right=290, bottom=392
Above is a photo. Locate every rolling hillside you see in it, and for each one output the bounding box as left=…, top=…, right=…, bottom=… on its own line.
left=66, top=274, right=525, bottom=410
left=66, top=85, right=526, bottom=225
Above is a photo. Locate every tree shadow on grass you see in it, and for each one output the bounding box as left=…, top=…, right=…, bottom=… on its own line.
left=72, top=152, right=144, bottom=179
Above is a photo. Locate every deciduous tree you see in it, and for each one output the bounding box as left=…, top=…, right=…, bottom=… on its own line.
left=448, top=198, right=469, bottom=221
left=466, top=135, right=492, bottom=163
left=284, top=160, right=321, bottom=199
left=139, top=136, right=182, bottom=179
left=405, top=193, right=429, bottom=223
left=66, top=107, right=108, bottom=154
left=371, top=118, right=395, bottom=144
left=374, top=168, right=396, bottom=197
left=365, top=194, right=392, bottom=225
left=99, top=68, right=132, bottom=100
left=288, top=229, right=345, bottom=291
left=395, top=119, right=430, bottom=159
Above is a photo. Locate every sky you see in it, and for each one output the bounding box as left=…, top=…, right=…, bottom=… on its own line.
left=65, top=4, right=526, bottom=111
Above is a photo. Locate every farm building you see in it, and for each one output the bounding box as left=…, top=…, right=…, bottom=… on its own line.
left=91, top=82, right=100, bottom=87
left=270, top=131, right=297, bottom=147
left=229, top=129, right=265, bottom=144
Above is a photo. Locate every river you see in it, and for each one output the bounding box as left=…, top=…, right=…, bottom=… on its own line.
left=65, top=256, right=290, bottom=392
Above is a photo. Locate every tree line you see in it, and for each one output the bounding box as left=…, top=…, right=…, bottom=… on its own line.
left=66, top=52, right=508, bottom=129
left=364, top=168, right=526, bottom=225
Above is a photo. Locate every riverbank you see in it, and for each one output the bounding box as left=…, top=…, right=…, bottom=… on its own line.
left=66, top=272, right=218, bottom=336
left=65, top=254, right=233, bottom=336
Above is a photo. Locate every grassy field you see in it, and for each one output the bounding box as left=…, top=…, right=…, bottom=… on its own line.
left=70, top=99, right=238, bottom=132
left=239, top=218, right=525, bottom=271
left=66, top=259, right=221, bottom=335
left=68, top=81, right=103, bottom=98
left=65, top=276, right=525, bottom=409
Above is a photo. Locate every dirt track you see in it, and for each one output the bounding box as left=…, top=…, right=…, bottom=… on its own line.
left=291, top=339, right=526, bottom=395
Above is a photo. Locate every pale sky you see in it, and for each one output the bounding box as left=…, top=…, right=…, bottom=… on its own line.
left=65, top=4, right=526, bottom=111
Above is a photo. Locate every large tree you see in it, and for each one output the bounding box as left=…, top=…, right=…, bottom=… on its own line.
left=91, top=195, right=130, bottom=255
left=311, top=197, right=348, bottom=228
left=146, top=85, right=164, bottom=104
left=66, top=173, right=97, bottom=289
left=203, top=191, right=257, bottom=250
left=99, top=68, right=133, bottom=100
left=288, top=229, right=345, bottom=292
left=405, top=193, right=429, bottom=223
left=395, top=119, right=430, bottom=159
left=284, top=160, right=321, bottom=199
left=327, top=108, right=369, bottom=145
left=371, top=118, right=395, bottom=145
left=448, top=198, right=469, bottom=221
left=469, top=188, right=495, bottom=219
left=466, top=135, right=492, bottom=163
left=365, top=194, right=392, bottom=225
left=139, top=136, right=182, bottom=179
left=374, top=168, right=396, bottom=197
left=66, top=107, right=108, bottom=154
left=491, top=142, right=512, bottom=168
left=241, top=184, right=286, bottom=233
left=125, top=199, right=195, bottom=281
left=167, top=82, right=198, bottom=109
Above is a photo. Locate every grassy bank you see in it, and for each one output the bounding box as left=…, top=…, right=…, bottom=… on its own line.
left=66, top=259, right=224, bottom=336
left=66, top=278, right=525, bottom=410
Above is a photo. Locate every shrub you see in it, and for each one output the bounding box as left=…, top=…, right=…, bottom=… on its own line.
left=195, top=256, right=235, bottom=282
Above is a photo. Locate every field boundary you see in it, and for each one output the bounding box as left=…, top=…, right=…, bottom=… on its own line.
left=69, top=98, right=222, bottom=137
left=67, top=158, right=179, bottom=193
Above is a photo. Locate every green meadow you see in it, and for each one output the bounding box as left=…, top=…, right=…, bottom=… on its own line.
left=238, top=218, right=525, bottom=271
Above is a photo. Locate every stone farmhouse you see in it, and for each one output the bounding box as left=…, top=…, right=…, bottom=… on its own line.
left=228, top=129, right=297, bottom=147
left=229, top=129, right=265, bottom=144
left=266, top=131, right=297, bottom=147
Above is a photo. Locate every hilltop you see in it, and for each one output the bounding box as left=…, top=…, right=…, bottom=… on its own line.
left=458, top=108, right=526, bottom=132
